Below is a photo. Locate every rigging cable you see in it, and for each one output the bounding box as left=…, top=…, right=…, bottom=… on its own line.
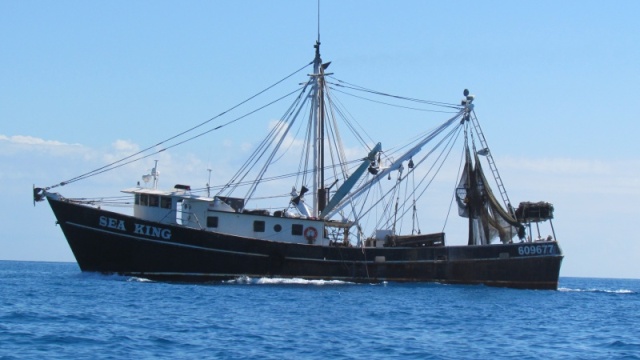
left=323, top=85, right=355, bottom=186
left=218, top=81, right=312, bottom=197
left=328, top=85, right=459, bottom=114
left=63, top=86, right=307, bottom=193
left=327, top=77, right=462, bottom=110
left=324, top=87, right=376, bottom=148
left=322, top=109, right=464, bottom=219
left=44, top=61, right=313, bottom=190
left=442, top=139, right=470, bottom=232
left=394, top=124, right=464, bottom=224
left=353, top=120, right=463, bottom=226
left=242, top=85, right=314, bottom=205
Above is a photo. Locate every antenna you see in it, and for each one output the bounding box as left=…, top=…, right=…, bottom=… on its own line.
left=151, top=160, right=159, bottom=189
left=207, top=168, right=212, bottom=197
left=317, top=0, right=320, bottom=43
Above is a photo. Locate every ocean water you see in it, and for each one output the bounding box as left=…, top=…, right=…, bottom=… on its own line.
left=0, top=261, right=638, bottom=360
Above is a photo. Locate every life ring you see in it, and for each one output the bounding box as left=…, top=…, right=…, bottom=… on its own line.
left=304, top=226, right=318, bottom=242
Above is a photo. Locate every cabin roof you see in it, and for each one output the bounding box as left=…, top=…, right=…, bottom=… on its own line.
left=121, top=187, right=213, bottom=201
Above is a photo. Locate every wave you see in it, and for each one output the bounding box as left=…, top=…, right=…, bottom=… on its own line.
left=558, top=287, right=636, bottom=294
left=601, top=340, right=640, bottom=357
left=225, top=276, right=354, bottom=286
left=76, top=272, right=134, bottom=282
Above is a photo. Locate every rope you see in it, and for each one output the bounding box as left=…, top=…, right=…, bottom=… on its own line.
left=327, top=76, right=462, bottom=109
left=328, top=85, right=460, bottom=114
left=442, top=136, right=468, bottom=232
left=45, top=61, right=313, bottom=190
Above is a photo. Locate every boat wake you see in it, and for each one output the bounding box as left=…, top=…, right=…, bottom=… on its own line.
left=226, top=276, right=354, bottom=286
left=558, top=287, right=636, bottom=294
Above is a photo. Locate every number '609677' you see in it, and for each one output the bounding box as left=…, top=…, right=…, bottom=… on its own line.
left=518, top=244, right=555, bottom=256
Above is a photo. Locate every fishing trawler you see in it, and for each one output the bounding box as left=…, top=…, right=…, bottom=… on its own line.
left=34, top=40, right=562, bottom=290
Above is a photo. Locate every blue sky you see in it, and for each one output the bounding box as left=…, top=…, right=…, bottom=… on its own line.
left=2, top=1, right=639, bottom=279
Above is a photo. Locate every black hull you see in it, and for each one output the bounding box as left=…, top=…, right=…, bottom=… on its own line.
left=47, top=197, right=563, bottom=290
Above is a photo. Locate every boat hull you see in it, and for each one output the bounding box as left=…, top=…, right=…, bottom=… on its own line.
left=47, top=197, right=563, bottom=290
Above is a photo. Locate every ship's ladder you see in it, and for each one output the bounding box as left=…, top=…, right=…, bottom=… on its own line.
left=469, top=111, right=513, bottom=214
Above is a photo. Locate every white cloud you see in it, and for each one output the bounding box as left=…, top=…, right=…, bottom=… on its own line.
left=500, top=156, right=613, bottom=175
left=0, top=134, right=85, bottom=156
left=498, top=156, right=640, bottom=197
left=112, top=139, right=139, bottom=153
left=0, top=134, right=78, bottom=147
left=240, top=142, right=253, bottom=152
left=102, top=139, right=142, bottom=164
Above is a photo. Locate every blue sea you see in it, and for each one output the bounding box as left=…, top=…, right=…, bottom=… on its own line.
left=0, top=261, right=638, bottom=359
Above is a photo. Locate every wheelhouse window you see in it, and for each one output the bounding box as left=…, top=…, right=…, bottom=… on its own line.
left=160, top=196, right=172, bottom=209
left=253, top=221, right=265, bottom=232
left=135, top=193, right=170, bottom=208
left=207, top=216, right=219, bottom=228
left=292, top=224, right=303, bottom=236
left=149, top=195, right=159, bottom=207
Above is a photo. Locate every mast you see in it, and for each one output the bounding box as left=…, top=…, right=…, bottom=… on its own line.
left=312, top=40, right=328, bottom=217
left=312, top=1, right=329, bottom=217
left=311, top=41, right=321, bottom=216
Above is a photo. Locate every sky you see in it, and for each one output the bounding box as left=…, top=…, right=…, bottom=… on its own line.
left=1, top=1, right=639, bottom=279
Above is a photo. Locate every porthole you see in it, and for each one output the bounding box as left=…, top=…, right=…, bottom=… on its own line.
left=274, top=224, right=282, bottom=232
